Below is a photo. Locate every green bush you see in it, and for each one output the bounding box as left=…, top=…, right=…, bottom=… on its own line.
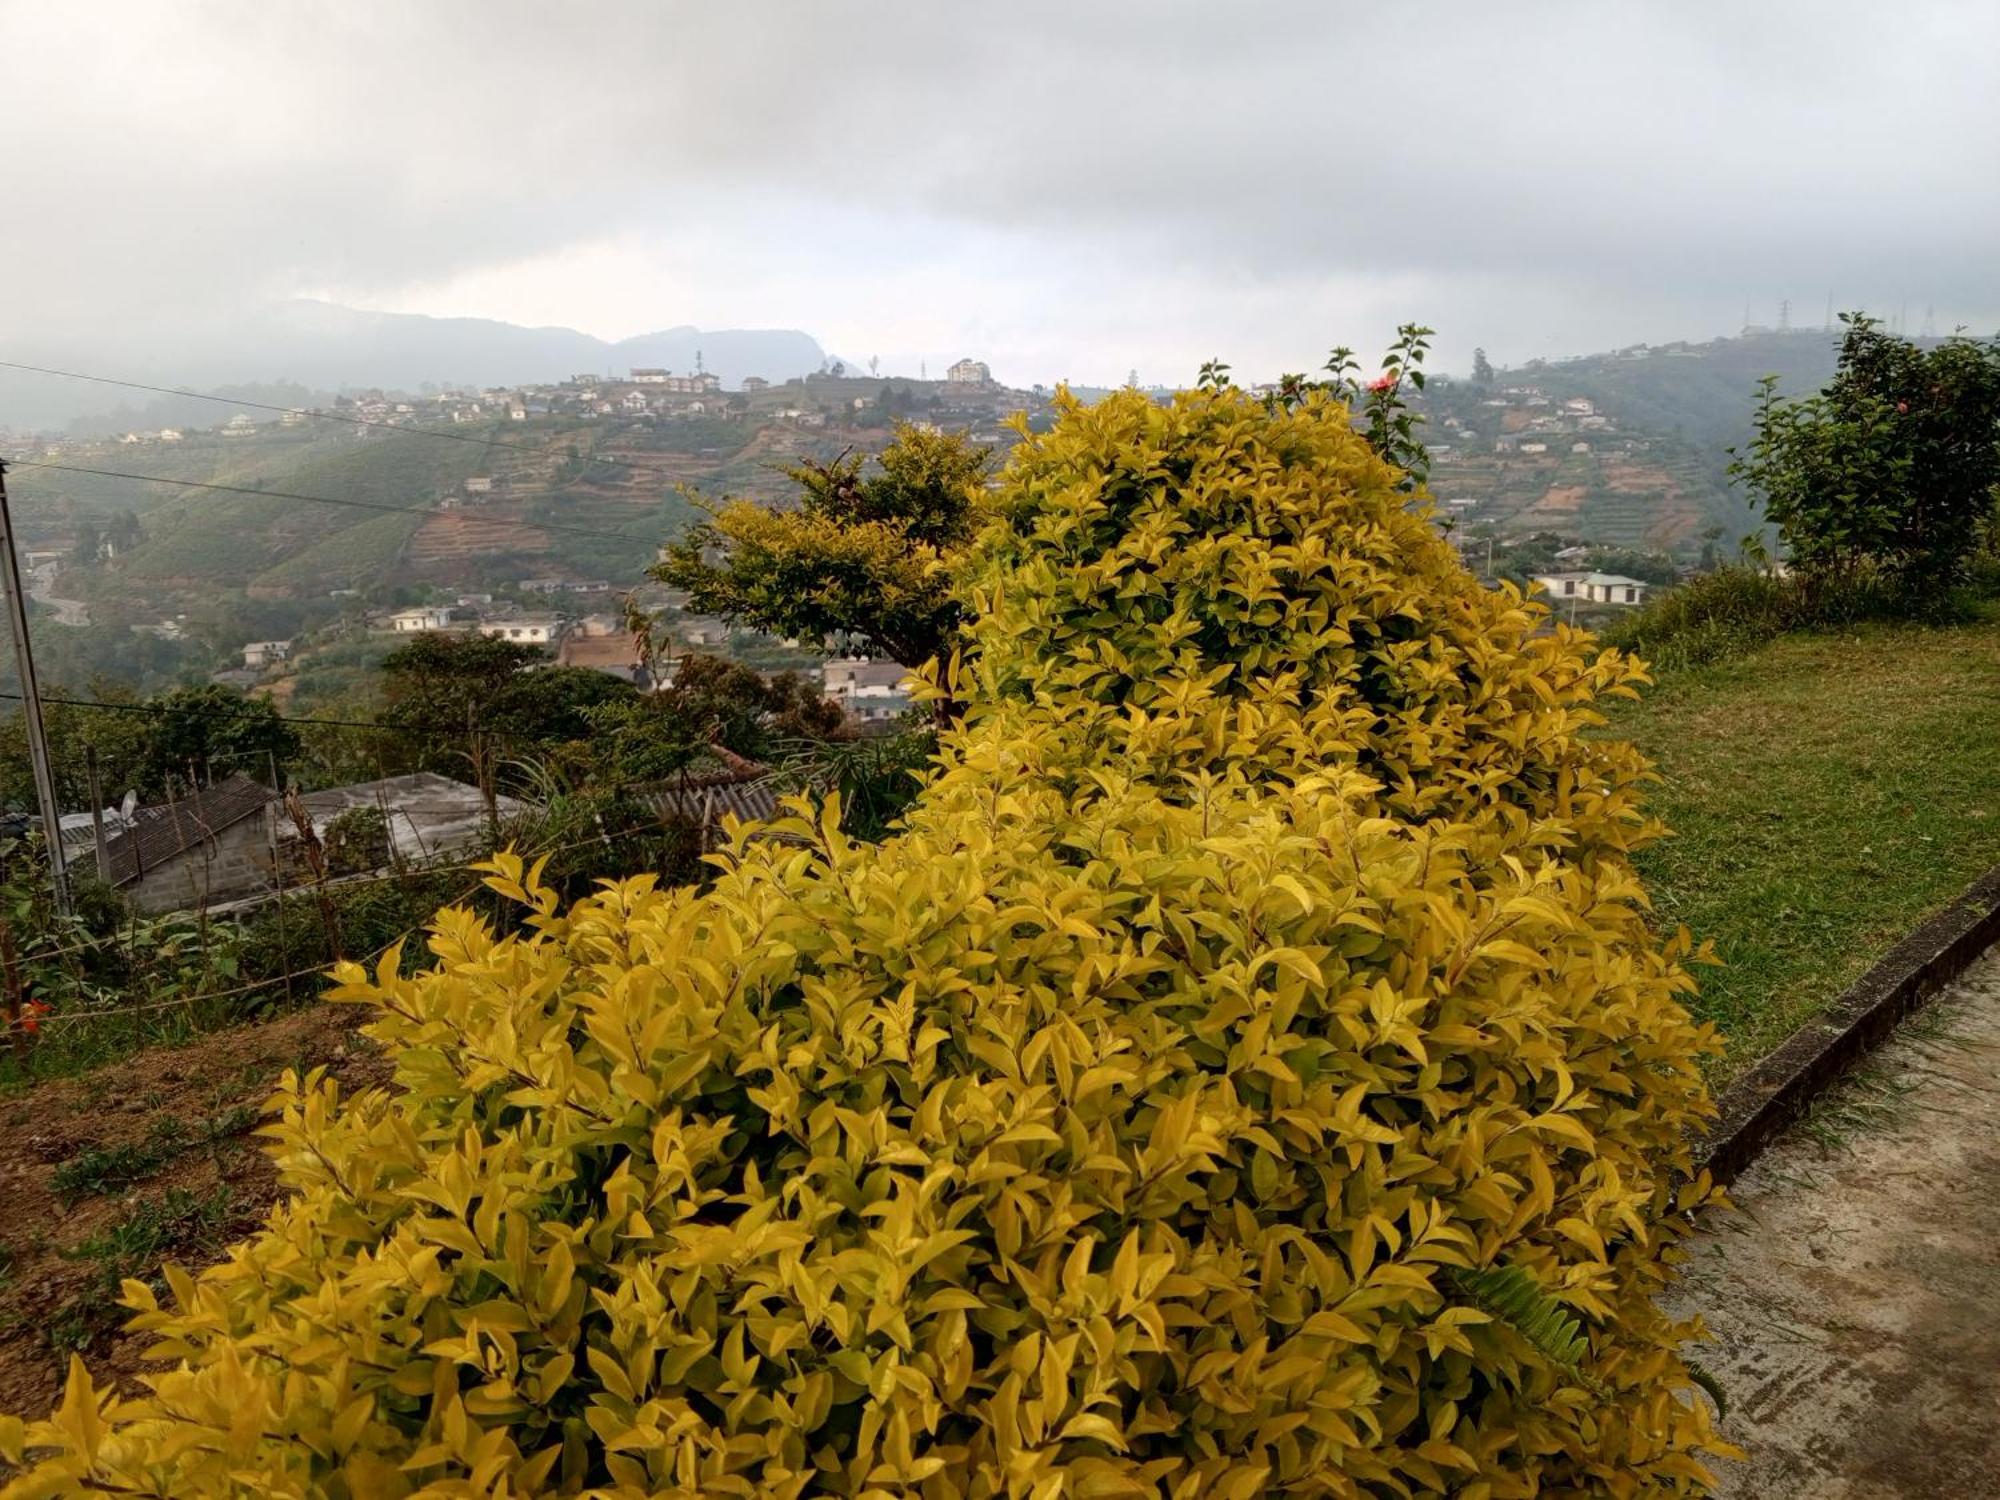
left=1732, top=313, right=2000, bottom=587
left=1, top=390, right=1727, bottom=1496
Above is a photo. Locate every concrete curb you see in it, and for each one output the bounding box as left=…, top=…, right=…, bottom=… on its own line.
left=1697, top=864, right=2000, bottom=1186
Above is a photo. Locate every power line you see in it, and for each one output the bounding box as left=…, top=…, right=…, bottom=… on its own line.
left=0, top=358, right=669, bottom=473
left=1, top=456, right=658, bottom=544
left=0, top=689, right=404, bottom=733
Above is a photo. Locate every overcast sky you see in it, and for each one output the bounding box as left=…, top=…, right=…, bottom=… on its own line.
left=4, top=0, right=1996, bottom=386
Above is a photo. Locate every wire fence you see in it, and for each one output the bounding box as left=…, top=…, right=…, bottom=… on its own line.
left=0, top=805, right=717, bottom=1066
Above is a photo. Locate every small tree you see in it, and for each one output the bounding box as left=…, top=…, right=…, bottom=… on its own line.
left=320, top=806, right=392, bottom=876
left=1731, top=313, right=2000, bottom=589
left=1209, top=323, right=1437, bottom=491
left=653, top=423, right=990, bottom=672
left=143, top=685, right=300, bottom=791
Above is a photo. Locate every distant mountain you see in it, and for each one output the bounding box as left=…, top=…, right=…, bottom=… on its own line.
left=2, top=301, right=830, bottom=432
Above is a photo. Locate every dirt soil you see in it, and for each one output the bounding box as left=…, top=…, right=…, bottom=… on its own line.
left=1670, top=947, right=2000, bottom=1497
left=0, top=1005, right=387, bottom=1420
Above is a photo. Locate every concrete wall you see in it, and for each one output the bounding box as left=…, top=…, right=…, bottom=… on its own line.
left=123, top=813, right=276, bottom=915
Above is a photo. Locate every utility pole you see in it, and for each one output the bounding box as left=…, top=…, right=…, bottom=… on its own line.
left=0, top=461, right=69, bottom=913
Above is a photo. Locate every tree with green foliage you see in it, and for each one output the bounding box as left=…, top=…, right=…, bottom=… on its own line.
left=1472, top=346, right=1496, bottom=386
left=1731, top=312, right=2000, bottom=589
left=0, top=690, right=151, bottom=810
left=653, top=423, right=990, bottom=674
left=378, top=634, right=637, bottom=770
left=142, top=685, right=300, bottom=792
left=585, top=652, right=848, bottom=785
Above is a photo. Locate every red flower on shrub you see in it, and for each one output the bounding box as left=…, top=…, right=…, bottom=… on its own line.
left=1368, top=372, right=1398, bottom=393
left=19, top=999, right=50, bottom=1035
left=1896, top=400, right=1909, bottom=413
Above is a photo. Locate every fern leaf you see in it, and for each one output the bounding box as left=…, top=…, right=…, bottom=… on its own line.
left=1449, top=1264, right=1591, bottom=1370
left=1684, top=1360, right=1729, bottom=1421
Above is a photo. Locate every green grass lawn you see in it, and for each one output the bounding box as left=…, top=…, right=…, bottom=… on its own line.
left=1601, top=606, right=2000, bottom=1076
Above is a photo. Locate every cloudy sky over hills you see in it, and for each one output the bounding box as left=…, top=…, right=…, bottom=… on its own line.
left=4, top=0, right=1996, bottom=387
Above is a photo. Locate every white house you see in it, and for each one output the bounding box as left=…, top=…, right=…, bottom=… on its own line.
left=464, top=476, right=493, bottom=495
left=946, top=358, right=992, bottom=384
left=822, top=658, right=909, bottom=702
left=478, top=616, right=565, bottom=646
left=388, top=606, right=455, bottom=633
left=1533, top=572, right=1649, bottom=607
left=242, top=639, right=292, bottom=669
left=621, top=390, right=651, bottom=413
left=677, top=615, right=732, bottom=648
left=631, top=368, right=669, bottom=384
left=741, top=376, right=770, bottom=392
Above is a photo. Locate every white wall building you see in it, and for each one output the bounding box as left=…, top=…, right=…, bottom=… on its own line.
left=1533, top=572, right=1649, bottom=607
left=388, top=606, right=455, bottom=633
left=478, top=616, right=565, bottom=646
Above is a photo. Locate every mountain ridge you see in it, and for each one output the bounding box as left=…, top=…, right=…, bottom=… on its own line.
left=5, top=301, right=831, bottom=432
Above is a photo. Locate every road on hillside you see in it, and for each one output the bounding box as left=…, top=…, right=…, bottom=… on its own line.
left=26, top=576, right=89, bottom=626
left=1668, top=948, right=2000, bottom=1496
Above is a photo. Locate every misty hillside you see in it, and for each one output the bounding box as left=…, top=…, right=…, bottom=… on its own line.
left=1497, top=326, right=1849, bottom=455
left=2, top=302, right=829, bottom=432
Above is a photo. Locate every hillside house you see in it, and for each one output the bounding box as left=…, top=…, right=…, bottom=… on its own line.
left=631, top=368, right=669, bottom=383
left=241, top=639, right=291, bottom=669
left=822, top=658, right=908, bottom=701
left=286, top=773, right=530, bottom=869
left=478, top=616, right=565, bottom=646
left=946, top=358, right=992, bottom=384
left=388, top=606, right=454, bottom=633
left=93, top=774, right=279, bottom=914
left=464, top=476, right=493, bottom=495
left=1533, top=572, right=1649, bottom=607
left=220, top=413, right=258, bottom=438
left=676, top=615, right=732, bottom=649
left=740, top=376, right=769, bottom=392
left=557, top=630, right=651, bottom=686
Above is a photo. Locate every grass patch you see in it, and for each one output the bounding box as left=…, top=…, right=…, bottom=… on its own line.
left=51, top=1186, right=237, bottom=1353
left=1602, top=606, right=2000, bottom=1075
left=49, top=1105, right=259, bottom=1205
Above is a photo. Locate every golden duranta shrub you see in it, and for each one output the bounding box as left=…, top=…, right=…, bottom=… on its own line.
left=2, top=389, right=1726, bottom=1498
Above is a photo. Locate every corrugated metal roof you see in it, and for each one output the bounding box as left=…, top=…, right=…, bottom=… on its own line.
left=633, top=775, right=780, bottom=830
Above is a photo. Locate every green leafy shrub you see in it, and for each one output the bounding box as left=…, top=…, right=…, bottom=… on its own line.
left=321, top=806, right=393, bottom=877
left=1, top=389, right=1726, bottom=1495
left=1596, top=565, right=1801, bottom=671
left=1732, top=313, right=2000, bottom=588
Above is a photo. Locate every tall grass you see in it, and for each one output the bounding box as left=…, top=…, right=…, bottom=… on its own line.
left=1599, top=559, right=1999, bottom=672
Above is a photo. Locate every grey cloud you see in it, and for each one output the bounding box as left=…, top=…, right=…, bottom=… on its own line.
left=2, top=0, right=1994, bottom=390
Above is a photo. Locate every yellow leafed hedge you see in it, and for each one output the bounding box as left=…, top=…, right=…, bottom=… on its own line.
left=2, top=389, right=1726, bottom=1497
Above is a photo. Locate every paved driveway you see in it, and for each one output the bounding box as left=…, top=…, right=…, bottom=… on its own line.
left=1670, top=949, right=2000, bottom=1497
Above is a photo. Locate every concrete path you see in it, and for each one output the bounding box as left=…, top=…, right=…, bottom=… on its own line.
left=1670, top=948, right=2000, bottom=1497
